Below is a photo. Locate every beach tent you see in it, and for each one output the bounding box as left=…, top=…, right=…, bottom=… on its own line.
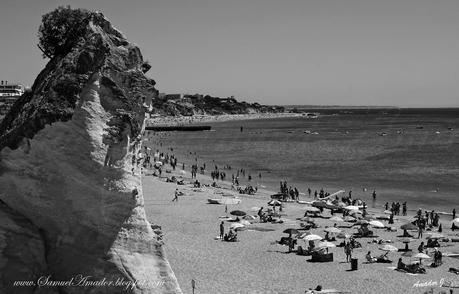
left=452, top=218, right=459, bottom=226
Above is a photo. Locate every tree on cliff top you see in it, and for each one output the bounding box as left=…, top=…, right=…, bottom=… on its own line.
left=37, top=6, right=94, bottom=59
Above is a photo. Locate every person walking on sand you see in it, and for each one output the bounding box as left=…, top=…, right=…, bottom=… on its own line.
left=220, top=221, right=224, bottom=240
left=418, top=223, right=423, bottom=239
left=453, top=208, right=456, bottom=220
left=172, top=188, right=179, bottom=202
left=345, top=242, right=353, bottom=262
left=372, top=190, right=376, bottom=200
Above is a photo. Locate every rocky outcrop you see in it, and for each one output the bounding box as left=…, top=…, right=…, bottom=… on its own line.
left=152, top=94, right=285, bottom=116
left=0, top=11, right=181, bottom=294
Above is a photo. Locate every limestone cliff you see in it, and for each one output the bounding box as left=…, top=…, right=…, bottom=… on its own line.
left=0, top=11, right=181, bottom=294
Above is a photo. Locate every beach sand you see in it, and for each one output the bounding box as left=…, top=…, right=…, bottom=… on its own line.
left=142, top=167, right=459, bottom=294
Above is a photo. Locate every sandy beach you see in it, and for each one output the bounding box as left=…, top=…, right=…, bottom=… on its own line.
left=142, top=161, right=459, bottom=294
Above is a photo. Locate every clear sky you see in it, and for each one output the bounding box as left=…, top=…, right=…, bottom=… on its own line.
left=1, top=0, right=459, bottom=107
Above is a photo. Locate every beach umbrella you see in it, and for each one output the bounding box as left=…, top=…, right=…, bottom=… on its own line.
left=324, top=227, right=342, bottom=234
left=398, top=237, right=412, bottom=243
left=180, top=170, right=186, bottom=174
left=230, top=210, right=246, bottom=216
left=379, top=245, right=398, bottom=252
left=413, top=253, right=430, bottom=264
left=230, top=223, right=245, bottom=230
left=155, top=161, right=163, bottom=166
left=384, top=210, right=393, bottom=215
left=345, top=206, right=360, bottom=211
left=400, top=223, right=418, bottom=231
left=426, top=233, right=444, bottom=239
left=369, top=220, right=385, bottom=228
left=305, top=206, right=320, bottom=213
left=413, top=253, right=430, bottom=259
left=283, top=228, right=300, bottom=235
left=268, top=200, right=282, bottom=206
left=302, top=234, right=323, bottom=241
left=250, top=207, right=261, bottom=212
left=329, top=216, right=344, bottom=222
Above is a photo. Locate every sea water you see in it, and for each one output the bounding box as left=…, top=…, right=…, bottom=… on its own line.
left=152, top=110, right=459, bottom=214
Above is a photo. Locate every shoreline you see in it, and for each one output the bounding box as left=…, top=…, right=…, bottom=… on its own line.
left=145, top=112, right=304, bottom=126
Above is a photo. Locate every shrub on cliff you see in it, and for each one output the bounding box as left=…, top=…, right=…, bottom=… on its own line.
left=37, top=6, right=94, bottom=58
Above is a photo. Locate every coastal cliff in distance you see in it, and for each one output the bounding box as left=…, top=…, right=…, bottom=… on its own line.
left=0, top=8, right=181, bottom=294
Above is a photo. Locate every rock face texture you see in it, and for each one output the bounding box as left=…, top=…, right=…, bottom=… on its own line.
left=0, top=12, right=181, bottom=294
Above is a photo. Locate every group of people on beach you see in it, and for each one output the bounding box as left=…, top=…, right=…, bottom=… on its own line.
left=384, top=201, right=407, bottom=216
left=279, top=181, right=300, bottom=201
